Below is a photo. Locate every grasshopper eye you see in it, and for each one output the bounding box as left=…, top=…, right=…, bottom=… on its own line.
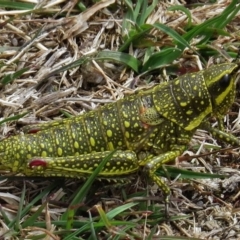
left=219, top=74, right=231, bottom=88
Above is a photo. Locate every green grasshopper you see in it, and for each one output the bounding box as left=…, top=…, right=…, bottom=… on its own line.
left=0, top=62, right=239, bottom=204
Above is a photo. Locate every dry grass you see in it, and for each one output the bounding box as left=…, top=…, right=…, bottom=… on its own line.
left=0, top=0, right=240, bottom=239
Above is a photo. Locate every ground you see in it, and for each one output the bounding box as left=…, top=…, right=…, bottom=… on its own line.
left=0, top=0, right=240, bottom=239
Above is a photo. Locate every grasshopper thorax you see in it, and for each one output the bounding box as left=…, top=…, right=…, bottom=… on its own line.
left=152, top=63, right=238, bottom=131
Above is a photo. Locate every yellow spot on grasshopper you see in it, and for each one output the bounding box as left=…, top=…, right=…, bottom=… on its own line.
left=58, top=147, right=63, bottom=156
left=90, top=137, right=95, bottom=147
left=124, top=121, right=130, bottom=128
left=41, top=151, right=47, bottom=157
left=74, top=141, right=79, bottom=149
left=13, top=161, right=19, bottom=171
left=108, top=142, right=114, bottom=150
left=134, top=123, right=139, bottom=128
left=107, top=130, right=112, bottom=137
left=186, top=110, right=193, bottom=115
left=180, top=102, right=187, bottom=107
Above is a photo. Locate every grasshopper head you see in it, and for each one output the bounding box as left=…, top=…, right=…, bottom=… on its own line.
left=204, top=63, right=239, bottom=118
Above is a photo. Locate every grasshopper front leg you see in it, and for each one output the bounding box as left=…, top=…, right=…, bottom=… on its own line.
left=140, top=147, right=186, bottom=197
left=201, top=122, right=240, bottom=146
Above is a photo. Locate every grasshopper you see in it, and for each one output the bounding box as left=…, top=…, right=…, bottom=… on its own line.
left=0, top=63, right=239, bottom=204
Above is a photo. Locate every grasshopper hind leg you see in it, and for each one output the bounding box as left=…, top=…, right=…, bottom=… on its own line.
left=26, top=150, right=140, bottom=179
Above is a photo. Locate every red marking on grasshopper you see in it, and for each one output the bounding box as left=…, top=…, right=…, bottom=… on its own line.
left=27, top=128, right=41, bottom=134
left=29, top=159, right=47, bottom=168
left=139, top=105, right=150, bottom=129
left=177, top=66, right=199, bottom=75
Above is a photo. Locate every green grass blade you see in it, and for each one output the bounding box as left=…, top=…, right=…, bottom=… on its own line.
left=0, top=112, right=29, bottom=126
left=53, top=57, right=90, bottom=73
left=0, top=1, right=35, bottom=10
left=8, top=181, right=59, bottom=228
left=1, top=68, right=29, bottom=85
left=157, top=166, right=226, bottom=179
left=63, top=223, right=91, bottom=240
left=159, top=237, right=204, bottom=240
left=153, top=23, right=191, bottom=50
left=88, top=211, right=98, bottom=240
left=96, top=205, right=112, bottom=228
left=122, top=0, right=134, bottom=31
left=22, top=202, right=47, bottom=228
left=137, top=0, right=158, bottom=26
left=119, top=24, right=153, bottom=52
left=168, top=5, right=192, bottom=29
left=35, top=56, right=90, bottom=90
left=122, top=0, right=158, bottom=30
left=96, top=51, right=141, bottom=72
left=62, top=150, right=117, bottom=224
left=106, top=202, right=138, bottom=219
left=183, top=0, right=239, bottom=42
left=141, top=48, right=182, bottom=73
left=143, top=0, right=158, bottom=24
left=14, top=181, right=25, bottom=231
left=133, top=0, right=142, bottom=22
left=0, top=205, right=11, bottom=225
left=216, top=2, right=240, bottom=28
